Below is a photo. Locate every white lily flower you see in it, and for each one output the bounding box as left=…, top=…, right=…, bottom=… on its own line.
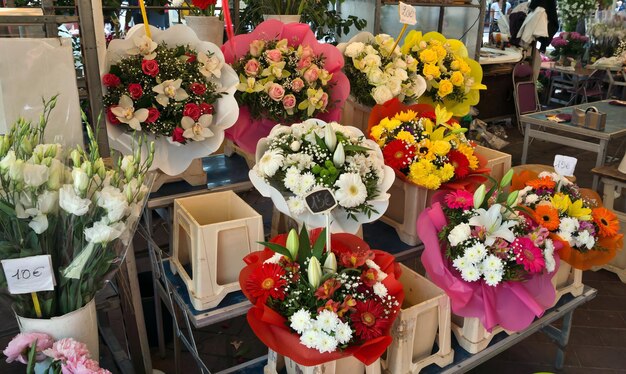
left=111, top=95, right=149, bottom=130
left=197, top=52, right=223, bottom=79
left=127, top=35, right=157, bottom=60
left=468, top=204, right=517, bottom=246
left=181, top=114, right=214, bottom=142
left=152, top=79, right=189, bottom=107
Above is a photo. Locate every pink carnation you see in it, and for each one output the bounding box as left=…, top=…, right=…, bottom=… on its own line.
left=512, top=237, right=545, bottom=273
left=3, top=332, right=54, bottom=364
left=444, top=190, right=474, bottom=210
left=44, top=338, right=90, bottom=362
left=62, top=357, right=111, bottom=374
left=551, top=38, right=568, bottom=48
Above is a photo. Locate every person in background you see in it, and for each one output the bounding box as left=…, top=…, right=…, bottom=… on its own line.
left=490, top=1, right=512, bottom=32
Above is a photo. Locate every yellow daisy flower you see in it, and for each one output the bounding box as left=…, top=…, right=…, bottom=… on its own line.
left=457, top=143, right=478, bottom=169
left=420, top=174, right=442, bottom=190
left=380, top=117, right=402, bottom=131
left=394, top=110, right=417, bottom=122
left=370, top=125, right=385, bottom=141
left=396, top=130, right=416, bottom=144
left=438, top=163, right=455, bottom=181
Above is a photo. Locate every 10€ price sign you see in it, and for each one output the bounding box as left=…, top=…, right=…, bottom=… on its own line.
left=1, top=255, right=55, bottom=295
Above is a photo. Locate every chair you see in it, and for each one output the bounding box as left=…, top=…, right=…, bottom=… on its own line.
left=606, top=68, right=626, bottom=100
left=565, top=69, right=605, bottom=104
left=512, top=62, right=540, bottom=134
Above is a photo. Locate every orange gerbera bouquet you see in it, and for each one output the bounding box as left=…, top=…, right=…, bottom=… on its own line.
left=512, top=171, right=623, bottom=270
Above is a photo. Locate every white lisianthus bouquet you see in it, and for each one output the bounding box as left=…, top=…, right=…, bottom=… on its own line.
left=557, top=0, right=596, bottom=31
left=0, top=97, right=154, bottom=318
left=249, top=119, right=394, bottom=233
left=338, top=32, right=427, bottom=107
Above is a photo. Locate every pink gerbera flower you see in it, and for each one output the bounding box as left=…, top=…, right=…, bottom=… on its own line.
left=512, top=237, right=545, bottom=273
left=444, top=190, right=474, bottom=210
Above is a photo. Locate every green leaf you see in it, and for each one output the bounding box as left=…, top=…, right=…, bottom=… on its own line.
left=26, top=339, right=37, bottom=374
left=314, top=133, right=328, bottom=152
left=297, top=226, right=311, bottom=268
left=343, top=144, right=371, bottom=153
left=311, top=228, right=326, bottom=260
left=258, top=241, right=293, bottom=261
left=0, top=200, right=16, bottom=216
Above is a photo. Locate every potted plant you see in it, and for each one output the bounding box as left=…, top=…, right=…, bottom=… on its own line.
left=177, top=0, right=224, bottom=46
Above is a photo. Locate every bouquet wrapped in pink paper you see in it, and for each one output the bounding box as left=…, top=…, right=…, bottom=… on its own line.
left=221, top=20, right=349, bottom=154
left=418, top=170, right=559, bottom=332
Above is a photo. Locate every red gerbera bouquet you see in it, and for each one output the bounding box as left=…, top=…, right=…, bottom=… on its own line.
left=367, top=98, right=487, bottom=190
left=239, top=227, right=404, bottom=366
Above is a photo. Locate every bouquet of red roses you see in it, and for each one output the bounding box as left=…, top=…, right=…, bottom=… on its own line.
left=239, top=227, right=404, bottom=366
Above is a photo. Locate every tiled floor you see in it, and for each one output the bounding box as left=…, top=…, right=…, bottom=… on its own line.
left=1, top=117, right=626, bottom=373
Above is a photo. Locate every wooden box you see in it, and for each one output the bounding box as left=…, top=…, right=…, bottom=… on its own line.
left=341, top=96, right=372, bottom=136
left=594, top=210, right=626, bottom=283
left=474, top=145, right=512, bottom=187
left=451, top=315, right=506, bottom=354
left=383, top=264, right=453, bottom=373
left=551, top=259, right=584, bottom=307
left=170, top=191, right=264, bottom=310
left=265, top=349, right=381, bottom=374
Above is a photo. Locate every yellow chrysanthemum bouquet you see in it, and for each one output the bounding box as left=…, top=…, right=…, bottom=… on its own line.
left=402, top=31, right=486, bottom=116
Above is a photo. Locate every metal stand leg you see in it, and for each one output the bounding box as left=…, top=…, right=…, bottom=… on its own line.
left=145, top=209, right=167, bottom=358
left=521, top=122, right=531, bottom=164
left=541, top=310, right=575, bottom=370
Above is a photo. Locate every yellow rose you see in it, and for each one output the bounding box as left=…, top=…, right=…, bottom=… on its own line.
left=438, top=79, right=454, bottom=98
left=396, top=130, right=416, bottom=144
left=433, top=45, right=447, bottom=60
left=450, top=71, right=465, bottom=87
left=431, top=140, right=451, bottom=156
left=419, top=49, right=438, bottom=65
left=422, top=64, right=441, bottom=80
left=450, top=59, right=461, bottom=71
left=381, top=117, right=402, bottom=131
left=370, top=125, right=385, bottom=141
left=459, top=59, right=471, bottom=75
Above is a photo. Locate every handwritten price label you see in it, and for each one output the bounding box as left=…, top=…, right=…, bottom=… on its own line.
left=398, top=2, right=417, bottom=25
left=1, top=255, right=55, bottom=295
left=305, top=188, right=338, bottom=214
left=553, top=155, right=577, bottom=177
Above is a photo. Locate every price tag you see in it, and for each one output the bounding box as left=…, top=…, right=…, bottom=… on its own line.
left=1, top=255, right=55, bottom=295
left=553, top=155, right=577, bottom=177
left=398, top=2, right=417, bottom=25
left=305, top=188, right=337, bottom=214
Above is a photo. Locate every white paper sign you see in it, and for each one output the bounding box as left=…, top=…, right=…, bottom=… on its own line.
left=553, top=155, right=577, bottom=177
left=1, top=255, right=55, bottom=295
left=398, top=2, right=417, bottom=25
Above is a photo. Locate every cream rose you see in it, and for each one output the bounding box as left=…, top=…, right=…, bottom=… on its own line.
left=303, top=65, right=320, bottom=83
left=291, top=78, right=305, bottom=93
left=344, top=42, right=365, bottom=58
left=244, top=59, right=260, bottom=76
left=282, top=94, right=297, bottom=111
left=250, top=40, right=266, bottom=57
left=267, top=83, right=286, bottom=101
left=265, top=49, right=283, bottom=63
left=371, top=85, right=393, bottom=104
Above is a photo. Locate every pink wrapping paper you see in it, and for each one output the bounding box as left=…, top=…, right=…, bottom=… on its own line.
left=417, top=202, right=559, bottom=332
left=221, top=20, right=349, bottom=154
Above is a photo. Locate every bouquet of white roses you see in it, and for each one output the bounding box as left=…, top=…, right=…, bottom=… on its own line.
left=0, top=97, right=154, bottom=318
left=338, top=32, right=426, bottom=107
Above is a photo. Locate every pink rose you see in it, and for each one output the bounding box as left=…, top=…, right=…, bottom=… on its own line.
left=303, top=65, right=320, bottom=83
left=299, top=45, right=314, bottom=59
left=267, top=83, right=285, bottom=101
left=282, top=94, right=296, bottom=110
left=291, top=78, right=305, bottom=93
left=320, top=92, right=329, bottom=110
left=244, top=59, right=261, bottom=76
left=183, top=103, right=201, bottom=121
left=128, top=83, right=143, bottom=99
left=146, top=107, right=160, bottom=123
left=102, top=73, right=121, bottom=88
left=3, top=332, right=54, bottom=364
left=265, top=49, right=283, bottom=63
left=297, top=56, right=312, bottom=70
left=249, top=40, right=266, bottom=57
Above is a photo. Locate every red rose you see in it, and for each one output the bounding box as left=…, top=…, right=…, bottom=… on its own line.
left=102, top=73, right=121, bottom=88
left=192, top=0, right=217, bottom=10
left=146, top=107, right=160, bottom=123
left=200, top=103, right=214, bottom=115
left=185, top=52, right=197, bottom=63
left=128, top=83, right=143, bottom=99
left=172, top=127, right=185, bottom=143
left=141, top=59, right=159, bottom=77
left=106, top=106, right=120, bottom=124
left=190, top=83, right=207, bottom=95
left=183, top=103, right=201, bottom=121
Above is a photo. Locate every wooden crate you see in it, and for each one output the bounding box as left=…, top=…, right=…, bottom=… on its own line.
left=265, top=349, right=381, bottom=374
left=552, top=259, right=584, bottom=307
left=170, top=191, right=264, bottom=310
left=341, top=96, right=372, bottom=136
left=380, top=178, right=436, bottom=246
left=451, top=315, right=506, bottom=354
left=475, top=145, right=512, bottom=186
left=151, top=158, right=207, bottom=192
left=383, top=264, right=453, bottom=374
left=224, top=139, right=256, bottom=169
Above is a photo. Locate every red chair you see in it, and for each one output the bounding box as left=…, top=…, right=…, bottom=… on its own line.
left=512, top=62, right=540, bottom=134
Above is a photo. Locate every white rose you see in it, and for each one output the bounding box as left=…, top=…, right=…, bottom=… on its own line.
left=28, top=213, right=48, bottom=234
left=371, top=85, right=393, bottom=104
left=84, top=220, right=125, bottom=243
left=388, top=77, right=403, bottom=96
left=0, top=150, right=16, bottom=174
left=97, top=186, right=129, bottom=222
left=362, top=54, right=382, bottom=70
left=344, top=42, right=365, bottom=58
left=366, top=68, right=385, bottom=86
left=23, top=163, right=49, bottom=188
left=37, top=190, right=58, bottom=214
left=448, top=223, right=471, bottom=246
left=59, top=184, right=91, bottom=216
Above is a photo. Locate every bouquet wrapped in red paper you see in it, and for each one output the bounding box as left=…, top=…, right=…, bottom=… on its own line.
left=512, top=170, right=623, bottom=270
left=418, top=170, right=558, bottom=332
left=366, top=98, right=489, bottom=192
left=239, top=227, right=404, bottom=366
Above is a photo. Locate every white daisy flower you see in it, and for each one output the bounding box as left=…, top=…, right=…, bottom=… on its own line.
left=543, top=239, right=556, bottom=273
left=283, top=167, right=301, bottom=192
left=287, top=196, right=306, bottom=215
left=481, top=254, right=504, bottom=273
left=452, top=256, right=469, bottom=272
left=460, top=265, right=481, bottom=282
left=334, top=173, right=367, bottom=208
left=300, top=329, right=321, bottom=349
left=525, top=194, right=539, bottom=205
left=315, top=310, right=340, bottom=333
left=300, top=172, right=316, bottom=192
left=559, top=217, right=580, bottom=234
left=465, top=243, right=487, bottom=264
left=557, top=230, right=574, bottom=245
left=257, top=149, right=284, bottom=177
left=290, top=309, right=313, bottom=334
left=483, top=270, right=503, bottom=287
left=316, top=333, right=338, bottom=353
left=335, top=322, right=352, bottom=345
left=373, top=282, right=388, bottom=298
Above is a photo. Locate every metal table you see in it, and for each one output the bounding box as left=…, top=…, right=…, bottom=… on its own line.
left=520, top=100, right=626, bottom=191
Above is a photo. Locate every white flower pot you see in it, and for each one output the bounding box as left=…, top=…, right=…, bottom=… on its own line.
left=184, top=16, right=224, bottom=47
left=263, top=14, right=302, bottom=23
left=15, top=298, right=99, bottom=360
left=266, top=349, right=381, bottom=374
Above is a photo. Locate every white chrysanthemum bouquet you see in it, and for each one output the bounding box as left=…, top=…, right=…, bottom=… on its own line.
left=249, top=119, right=394, bottom=233
left=0, top=97, right=154, bottom=318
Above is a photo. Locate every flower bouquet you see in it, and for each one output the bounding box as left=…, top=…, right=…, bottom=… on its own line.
left=401, top=31, right=486, bottom=116
left=557, top=0, right=596, bottom=32
left=104, top=24, right=238, bottom=176
left=337, top=32, right=427, bottom=107
left=0, top=97, right=153, bottom=321
left=512, top=170, right=623, bottom=270
left=418, top=171, right=559, bottom=332
left=239, top=227, right=404, bottom=368
left=249, top=119, right=394, bottom=234
left=550, top=32, right=589, bottom=63
left=221, top=19, right=349, bottom=154
left=4, top=333, right=109, bottom=373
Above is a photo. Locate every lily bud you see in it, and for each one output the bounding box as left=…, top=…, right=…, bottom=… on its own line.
left=333, top=142, right=345, bottom=167
left=307, top=256, right=322, bottom=289
left=19, top=139, right=32, bottom=155
left=323, top=252, right=337, bottom=274
left=500, top=169, right=514, bottom=188
left=473, top=184, right=486, bottom=209
left=324, top=124, right=337, bottom=152
left=285, top=229, right=299, bottom=260
left=506, top=190, right=519, bottom=207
